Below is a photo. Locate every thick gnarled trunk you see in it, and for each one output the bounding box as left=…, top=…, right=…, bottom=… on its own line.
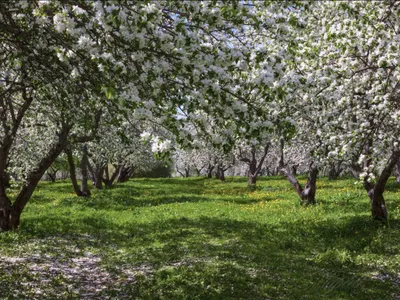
left=0, top=125, right=70, bottom=231
left=362, top=150, right=400, bottom=221
left=281, top=164, right=318, bottom=205
left=239, top=144, right=269, bottom=187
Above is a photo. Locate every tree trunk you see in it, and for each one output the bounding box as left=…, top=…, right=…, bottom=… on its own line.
left=248, top=160, right=257, bottom=187
left=3, top=172, right=10, bottom=188
left=94, top=165, right=104, bottom=189
left=0, top=148, right=12, bottom=230
left=0, top=125, right=70, bottom=231
left=207, top=164, right=214, bottom=178
left=248, top=175, right=256, bottom=186
left=241, top=144, right=269, bottom=188
left=65, top=146, right=83, bottom=197
left=80, top=145, right=91, bottom=197
left=280, top=164, right=318, bottom=205
left=219, top=170, right=225, bottom=181
left=215, top=167, right=220, bottom=179
left=217, top=165, right=225, bottom=181
left=102, top=165, right=119, bottom=187
left=396, top=159, right=400, bottom=184
left=362, top=150, right=400, bottom=221
left=291, top=165, right=297, bottom=177
left=117, top=165, right=132, bottom=183
left=85, top=156, right=96, bottom=185
left=47, top=171, right=57, bottom=182
left=302, top=166, right=318, bottom=205
left=278, top=137, right=284, bottom=169
left=0, top=189, right=12, bottom=231
left=366, top=189, right=387, bottom=220
left=328, top=162, right=342, bottom=180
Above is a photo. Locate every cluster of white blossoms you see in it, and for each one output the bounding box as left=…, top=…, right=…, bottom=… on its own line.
left=3, top=1, right=400, bottom=228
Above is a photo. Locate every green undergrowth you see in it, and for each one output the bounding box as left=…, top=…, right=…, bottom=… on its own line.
left=1, top=176, right=400, bottom=299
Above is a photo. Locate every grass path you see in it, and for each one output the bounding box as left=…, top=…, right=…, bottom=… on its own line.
left=1, top=177, right=400, bottom=299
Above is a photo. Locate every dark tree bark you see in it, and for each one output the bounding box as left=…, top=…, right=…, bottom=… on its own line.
left=278, top=137, right=284, bottom=169
left=280, top=163, right=318, bottom=205
left=328, top=161, right=342, bottom=180
left=291, top=165, right=298, bottom=177
left=46, top=167, right=58, bottom=183
left=362, top=150, right=400, bottom=221
left=207, top=163, right=215, bottom=178
left=0, top=125, right=71, bottom=231
left=94, top=164, right=104, bottom=189
left=239, top=144, right=269, bottom=187
left=3, top=172, right=10, bottom=188
left=176, top=166, right=190, bottom=177
left=117, top=164, right=133, bottom=183
left=80, top=145, right=91, bottom=196
left=395, top=158, right=400, bottom=184
left=102, top=165, right=119, bottom=187
left=65, top=146, right=83, bottom=197
left=185, top=167, right=190, bottom=178
left=216, top=164, right=225, bottom=181
left=85, top=155, right=96, bottom=185
left=215, top=160, right=234, bottom=182
left=195, top=168, right=201, bottom=176
left=0, top=90, right=34, bottom=231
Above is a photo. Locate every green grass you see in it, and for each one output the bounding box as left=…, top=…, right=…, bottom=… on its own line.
left=1, top=176, right=400, bottom=299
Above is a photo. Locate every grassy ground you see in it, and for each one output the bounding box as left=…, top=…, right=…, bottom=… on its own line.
left=0, top=176, right=400, bottom=299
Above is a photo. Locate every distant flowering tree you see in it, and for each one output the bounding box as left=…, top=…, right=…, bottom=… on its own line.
left=288, top=1, right=400, bottom=219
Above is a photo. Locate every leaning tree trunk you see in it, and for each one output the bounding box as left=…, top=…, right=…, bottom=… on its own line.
left=280, top=164, right=318, bottom=205
left=366, top=189, right=387, bottom=221
left=117, top=165, right=132, bottom=183
left=0, top=125, right=70, bottom=231
left=291, top=165, right=298, bottom=177
left=65, top=146, right=83, bottom=197
left=362, top=150, right=400, bottom=221
left=3, top=172, right=10, bottom=188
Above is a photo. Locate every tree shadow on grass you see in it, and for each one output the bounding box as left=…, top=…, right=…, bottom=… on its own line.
left=16, top=213, right=400, bottom=299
